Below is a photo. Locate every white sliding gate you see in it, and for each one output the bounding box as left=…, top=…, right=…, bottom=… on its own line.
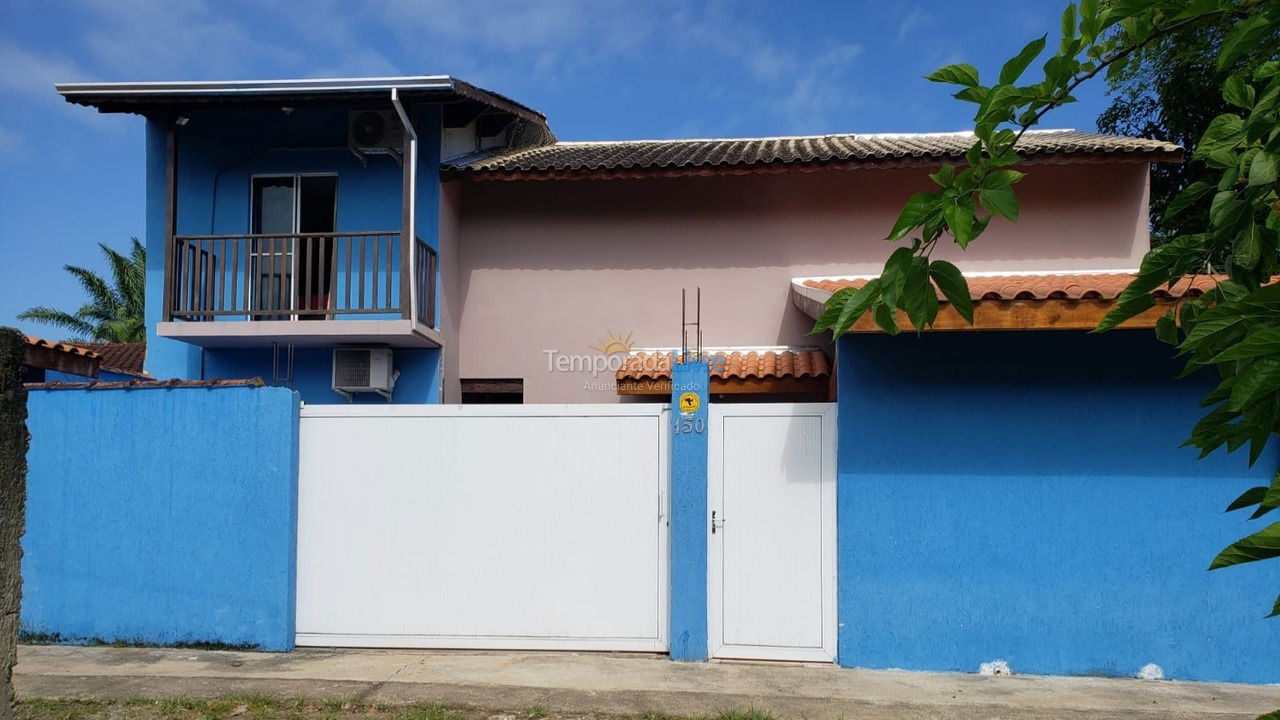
left=296, top=404, right=669, bottom=651
left=708, top=403, right=837, bottom=662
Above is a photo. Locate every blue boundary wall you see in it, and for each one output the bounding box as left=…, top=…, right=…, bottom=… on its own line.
left=669, top=361, right=709, bottom=660
left=21, top=382, right=300, bottom=650
left=836, top=330, right=1280, bottom=683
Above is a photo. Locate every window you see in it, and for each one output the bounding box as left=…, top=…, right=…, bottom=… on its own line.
left=461, top=378, right=523, bottom=404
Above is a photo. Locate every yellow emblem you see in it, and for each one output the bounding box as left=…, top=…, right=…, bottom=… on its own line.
left=678, top=392, right=700, bottom=415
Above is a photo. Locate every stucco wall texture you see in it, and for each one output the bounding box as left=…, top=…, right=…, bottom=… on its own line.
left=20, top=385, right=299, bottom=650
left=450, top=161, right=1151, bottom=403
left=836, top=330, right=1280, bottom=683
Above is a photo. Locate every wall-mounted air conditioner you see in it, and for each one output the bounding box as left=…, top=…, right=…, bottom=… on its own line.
left=348, top=110, right=405, bottom=163
left=332, top=348, right=397, bottom=402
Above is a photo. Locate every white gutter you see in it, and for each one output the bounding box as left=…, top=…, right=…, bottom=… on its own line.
left=55, top=76, right=455, bottom=96
left=391, top=87, right=418, bottom=326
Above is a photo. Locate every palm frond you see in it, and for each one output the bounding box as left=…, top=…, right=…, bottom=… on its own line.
left=21, top=239, right=146, bottom=344
left=18, top=306, right=96, bottom=340
left=65, top=264, right=118, bottom=315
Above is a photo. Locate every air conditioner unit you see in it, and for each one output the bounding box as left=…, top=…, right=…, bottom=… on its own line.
left=332, top=348, right=397, bottom=401
left=348, top=110, right=405, bottom=157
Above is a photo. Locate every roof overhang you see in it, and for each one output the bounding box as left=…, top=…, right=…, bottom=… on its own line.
left=56, top=75, right=548, bottom=127
left=22, top=336, right=100, bottom=378
left=791, top=272, right=1217, bottom=333
left=157, top=320, right=442, bottom=349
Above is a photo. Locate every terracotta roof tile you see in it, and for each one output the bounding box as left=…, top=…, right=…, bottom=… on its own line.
left=26, top=377, right=266, bottom=391
left=803, top=273, right=1222, bottom=302
left=617, top=349, right=830, bottom=382
left=68, top=342, right=149, bottom=377
left=447, top=130, right=1181, bottom=179
left=23, top=335, right=100, bottom=359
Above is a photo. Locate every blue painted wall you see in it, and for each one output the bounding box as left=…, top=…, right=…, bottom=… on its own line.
left=142, top=106, right=442, bottom=403
left=836, top=330, right=1280, bottom=683
left=21, top=384, right=300, bottom=650
left=669, top=361, right=709, bottom=660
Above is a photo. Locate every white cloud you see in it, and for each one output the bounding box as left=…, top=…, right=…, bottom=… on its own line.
left=74, top=0, right=297, bottom=78
left=897, top=7, right=930, bottom=42
left=0, top=41, right=88, bottom=95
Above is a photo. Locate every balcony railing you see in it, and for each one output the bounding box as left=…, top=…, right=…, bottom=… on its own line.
left=166, top=231, right=436, bottom=326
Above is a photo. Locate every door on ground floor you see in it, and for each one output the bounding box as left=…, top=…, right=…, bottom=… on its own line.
left=295, top=404, right=669, bottom=651
left=708, top=403, right=837, bottom=662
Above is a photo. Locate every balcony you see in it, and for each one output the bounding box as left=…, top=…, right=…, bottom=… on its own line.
left=157, top=231, right=440, bottom=348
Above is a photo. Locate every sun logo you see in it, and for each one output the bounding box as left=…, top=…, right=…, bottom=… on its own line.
left=590, top=330, right=635, bottom=356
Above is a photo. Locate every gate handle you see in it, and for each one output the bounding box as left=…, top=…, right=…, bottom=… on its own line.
left=711, top=510, right=724, bottom=534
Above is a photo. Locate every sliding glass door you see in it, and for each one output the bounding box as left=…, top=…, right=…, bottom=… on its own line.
left=250, top=175, right=337, bottom=320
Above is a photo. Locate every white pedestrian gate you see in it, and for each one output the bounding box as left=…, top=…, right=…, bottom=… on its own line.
left=296, top=404, right=669, bottom=651
left=708, top=403, right=837, bottom=662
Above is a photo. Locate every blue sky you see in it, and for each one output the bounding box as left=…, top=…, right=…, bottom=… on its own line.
left=0, top=0, right=1115, bottom=339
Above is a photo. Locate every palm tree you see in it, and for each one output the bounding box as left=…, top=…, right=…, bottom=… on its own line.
left=20, top=239, right=146, bottom=343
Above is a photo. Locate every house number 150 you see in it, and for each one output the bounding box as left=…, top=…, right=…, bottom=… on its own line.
left=674, top=417, right=705, bottom=435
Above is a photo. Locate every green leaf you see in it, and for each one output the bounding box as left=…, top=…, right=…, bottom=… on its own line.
left=979, top=186, right=1020, bottom=221
left=965, top=141, right=983, bottom=166
left=1164, top=181, right=1213, bottom=219
left=1209, top=522, right=1280, bottom=569
left=1060, top=3, right=1077, bottom=44
left=1095, top=295, right=1155, bottom=332
left=926, top=63, right=980, bottom=87
left=1235, top=222, right=1262, bottom=269
left=887, top=192, right=940, bottom=242
left=1250, top=151, right=1278, bottom=187
left=983, top=169, right=1025, bottom=186
left=1218, top=13, right=1275, bottom=72
left=1210, top=190, right=1248, bottom=232
left=873, top=302, right=900, bottom=335
left=929, top=165, right=956, bottom=187
left=810, top=287, right=858, bottom=334
left=1195, top=114, right=1245, bottom=158
left=928, top=260, right=974, bottom=324
left=1228, top=357, right=1280, bottom=411
left=1183, top=312, right=1248, bottom=351
left=1223, top=74, right=1256, bottom=109
left=1258, top=472, right=1280, bottom=517
left=942, top=196, right=977, bottom=247
left=1257, top=61, right=1280, bottom=80
left=1171, top=0, right=1227, bottom=21
left=902, top=259, right=938, bottom=330
left=832, top=280, right=883, bottom=337
left=1155, top=310, right=1178, bottom=345
left=1267, top=593, right=1280, bottom=619
left=1227, top=486, right=1268, bottom=512
left=1213, top=326, right=1280, bottom=361
left=999, top=35, right=1047, bottom=85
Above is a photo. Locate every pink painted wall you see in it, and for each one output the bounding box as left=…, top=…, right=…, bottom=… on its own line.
left=451, top=162, right=1152, bottom=403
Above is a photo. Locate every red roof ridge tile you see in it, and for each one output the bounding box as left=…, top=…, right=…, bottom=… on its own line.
left=23, top=335, right=101, bottom=359
left=801, top=272, right=1226, bottom=303
left=618, top=348, right=831, bottom=381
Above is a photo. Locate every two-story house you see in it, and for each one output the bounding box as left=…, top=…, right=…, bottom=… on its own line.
left=58, top=75, right=1178, bottom=404
left=31, top=74, right=1280, bottom=683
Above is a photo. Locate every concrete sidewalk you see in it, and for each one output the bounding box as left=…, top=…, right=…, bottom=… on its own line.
left=14, top=645, right=1280, bottom=720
